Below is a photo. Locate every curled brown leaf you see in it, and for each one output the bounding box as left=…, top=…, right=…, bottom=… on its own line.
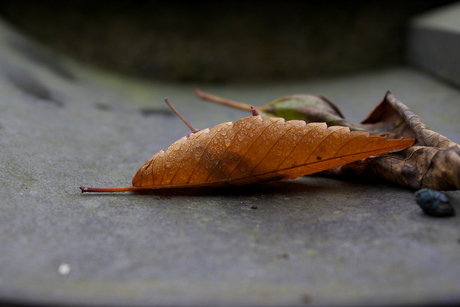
left=197, top=90, right=460, bottom=190
left=323, top=92, right=460, bottom=190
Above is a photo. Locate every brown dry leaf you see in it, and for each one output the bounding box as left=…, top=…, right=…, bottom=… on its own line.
left=196, top=90, right=460, bottom=190
left=329, top=92, right=460, bottom=190
left=130, top=115, right=412, bottom=190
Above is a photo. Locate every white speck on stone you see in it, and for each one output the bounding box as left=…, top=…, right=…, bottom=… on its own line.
left=58, top=263, right=71, bottom=275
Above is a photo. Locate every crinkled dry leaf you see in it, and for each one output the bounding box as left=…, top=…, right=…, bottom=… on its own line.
left=196, top=90, right=460, bottom=190
left=332, top=92, right=460, bottom=190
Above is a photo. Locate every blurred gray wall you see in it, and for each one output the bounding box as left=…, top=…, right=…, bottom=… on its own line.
left=0, top=0, right=455, bottom=82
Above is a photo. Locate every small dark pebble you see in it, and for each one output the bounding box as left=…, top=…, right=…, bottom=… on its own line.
left=277, top=253, right=289, bottom=259
left=415, top=188, right=455, bottom=217
left=251, top=205, right=258, bottom=210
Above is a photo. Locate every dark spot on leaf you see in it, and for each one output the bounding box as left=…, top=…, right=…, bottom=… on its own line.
left=94, top=103, right=112, bottom=111
left=139, top=108, right=174, bottom=117
left=7, top=69, right=63, bottom=107
left=316, top=156, right=322, bottom=160
left=251, top=205, right=258, bottom=210
left=401, top=151, right=425, bottom=188
left=7, top=37, right=76, bottom=81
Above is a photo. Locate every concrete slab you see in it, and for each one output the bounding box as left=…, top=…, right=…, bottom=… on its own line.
left=408, top=2, right=460, bottom=86
left=0, top=19, right=460, bottom=306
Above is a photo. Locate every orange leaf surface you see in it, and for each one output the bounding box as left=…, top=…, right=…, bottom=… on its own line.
left=129, top=115, right=414, bottom=190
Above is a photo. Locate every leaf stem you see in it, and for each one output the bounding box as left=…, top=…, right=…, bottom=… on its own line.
left=164, top=98, right=199, bottom=133
left=80, top=186, right=141, bottom=193
left=194, top=88, right=255, bottom=113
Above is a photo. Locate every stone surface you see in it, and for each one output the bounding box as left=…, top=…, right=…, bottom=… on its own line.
left=0, top=19, right=460, bottom=306
left=408, top=2, right=460, bottom=87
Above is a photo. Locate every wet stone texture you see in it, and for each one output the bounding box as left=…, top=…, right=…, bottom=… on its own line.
left=0, top=19, right=460, bottom=307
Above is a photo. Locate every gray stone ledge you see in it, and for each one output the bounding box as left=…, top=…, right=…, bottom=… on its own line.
left=408, top=2, right=460, bottom=86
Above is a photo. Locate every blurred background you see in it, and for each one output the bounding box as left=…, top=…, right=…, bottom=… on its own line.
left=0, top=0, right=456, bottom=83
